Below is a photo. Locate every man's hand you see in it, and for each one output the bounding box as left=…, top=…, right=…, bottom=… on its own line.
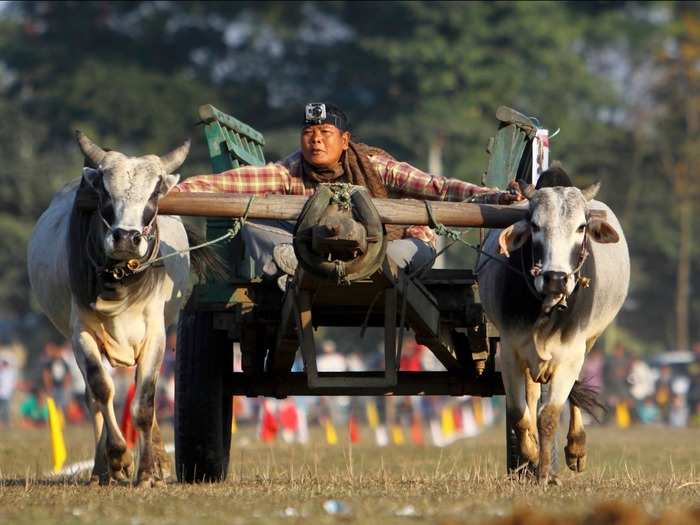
left=496, top=181, right=526, bottom=205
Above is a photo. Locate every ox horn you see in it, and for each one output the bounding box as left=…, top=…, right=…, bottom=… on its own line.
left=75, top=130, right=107, bottom=167
left=160, top=139, right=191, bottom=174
left=517, top=180, right=536, bottom=200
left=581, top=181, right=601, bottom=201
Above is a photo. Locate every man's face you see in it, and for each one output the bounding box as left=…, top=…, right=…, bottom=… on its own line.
left=300, top=124, right=349, bottom=168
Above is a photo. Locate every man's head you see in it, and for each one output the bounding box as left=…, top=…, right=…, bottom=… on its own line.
left=300, top=103, right=350, bottom=168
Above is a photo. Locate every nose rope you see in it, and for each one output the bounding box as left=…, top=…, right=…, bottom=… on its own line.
left=527, top=221, right=592, bottom=311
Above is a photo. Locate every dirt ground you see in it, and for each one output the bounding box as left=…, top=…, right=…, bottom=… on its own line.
left=1, top=423, right=699, bottom=525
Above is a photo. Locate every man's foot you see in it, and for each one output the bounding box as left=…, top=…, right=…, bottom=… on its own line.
left=273, top=243, right=298, bottom=276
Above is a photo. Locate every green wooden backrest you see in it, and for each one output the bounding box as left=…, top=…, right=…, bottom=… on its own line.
left=198, top=104, right=267, bottom=279
left=483, top=106, right=538, bottom=189
left=198, top=104, right=266, bottom=172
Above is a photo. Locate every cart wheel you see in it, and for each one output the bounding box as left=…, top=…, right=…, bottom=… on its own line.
left=175, top=308, right=233, bottom=483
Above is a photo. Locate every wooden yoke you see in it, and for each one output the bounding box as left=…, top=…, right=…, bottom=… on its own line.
left=159, top=192, right=528, bottom=228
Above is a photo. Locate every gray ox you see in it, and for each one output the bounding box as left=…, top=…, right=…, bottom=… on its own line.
left=28, top=132, right=192, bottom=486
left=478, top=171, right=629, bottom=483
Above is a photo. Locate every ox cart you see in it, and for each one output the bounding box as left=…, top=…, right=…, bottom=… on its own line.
left=160, top=105, right=546, bottom=482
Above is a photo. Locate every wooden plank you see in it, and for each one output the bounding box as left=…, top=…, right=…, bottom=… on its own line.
left=227, top=371, right=505, bottom=397
left=159, top=192, right=528, bottom=228
left=269, top=289, right=299, bottom=373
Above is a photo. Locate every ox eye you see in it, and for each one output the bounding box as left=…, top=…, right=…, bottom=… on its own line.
left=577, top=224, right=586, bottom=233
left=531, top=223, right=540, bottom=233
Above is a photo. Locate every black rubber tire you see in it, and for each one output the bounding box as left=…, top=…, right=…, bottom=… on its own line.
left=175, top=308, right=233, bottom=483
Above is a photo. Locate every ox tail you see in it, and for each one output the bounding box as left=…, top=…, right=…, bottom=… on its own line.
left=184, top=223, right=232, bottom=282
left=568, top=379, right=606, bottom=423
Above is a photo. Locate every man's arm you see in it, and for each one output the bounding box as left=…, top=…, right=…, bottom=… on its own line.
left=374, top=155, right=520, bottom=204
left=174, top=163, right=302, bottom=195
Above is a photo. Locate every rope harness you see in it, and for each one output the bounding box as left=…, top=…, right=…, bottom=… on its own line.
left=91, top=195, right=256, bottom=282
left=421, top=200, right=592, bottom=312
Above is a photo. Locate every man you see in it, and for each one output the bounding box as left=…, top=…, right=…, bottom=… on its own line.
left=176, top=103, right=522, bottom=282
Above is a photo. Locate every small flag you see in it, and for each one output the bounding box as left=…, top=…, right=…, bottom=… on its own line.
left=472, top=398, right=484, bottom=428
left=325, top=419, right=338, bottom=445
left=375, top=425, right=389, bottom=447
left=391, top=424, right=405, bottom=445
left=461, top=405, right=478, bottom=437
left=260, top=401, right=278, bottom=442
left=348, top=415, right=361, bottom=444
left=410, top=414, right=424, bottom=445
left=46, top=397, right=67, bottom=473
left=119, top=383, right=137, bottom=449
left=452, top=406, right=463, bottom=433
left=441, top=407, right=455, bottom=438
left=366, top=400, right=379, bottom=429
left=616, top=401, right=631, bottom=429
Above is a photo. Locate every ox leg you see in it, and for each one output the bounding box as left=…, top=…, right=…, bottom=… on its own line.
left=565, top=404, right=586, bottom=473
left=85, top=388, right=109, bottom=484
left=501, top=343, right=539, bottom=469
left=537, top=350, right=584, bottom=485
left=74, top=331, right=133, bottom=483
left=151, top=419, right=171, bottom=481
left=133, top=333, right=166, bottom=487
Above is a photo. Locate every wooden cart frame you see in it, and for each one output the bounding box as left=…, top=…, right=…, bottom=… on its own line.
left=168, top=104, right=543, bottom=482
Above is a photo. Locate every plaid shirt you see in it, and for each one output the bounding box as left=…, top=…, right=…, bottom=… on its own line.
left=175, top=150, right=501, bottom=243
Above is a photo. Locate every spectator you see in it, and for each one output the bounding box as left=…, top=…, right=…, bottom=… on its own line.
left=581, top=346, right=605, bottom=393
left=686, top=362, right=700, bottom=418
left=41, top=339, right=72, bottom=410
left=317, top=340, right=347, bottom=371
left=627, top=356, right=655, bottom=399
left=637, top=397, right=660, bottom=424
left=668, top=394, right=689, bottom=427
left=0, top=353, right=18, bottom=428
left=655, top=365, right=673, bottom=422
left=603, top=343, right=631, bottom=422
left=19, top=385, right=48, bottom=427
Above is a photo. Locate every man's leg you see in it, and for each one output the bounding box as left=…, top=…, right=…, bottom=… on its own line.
left=386, top=238, right=436, bottom=273
left=241, top=220, right=295, bottom=277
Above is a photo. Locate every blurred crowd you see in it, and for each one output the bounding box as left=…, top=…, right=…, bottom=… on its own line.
left=581, top=342, right=700, bottom=428
left=2, top=326, right=700, bottom=438
left=0, top=327, right=177, bottom=430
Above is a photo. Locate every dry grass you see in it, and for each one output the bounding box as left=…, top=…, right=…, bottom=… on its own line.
left=1, top=424, right=700, bottom=524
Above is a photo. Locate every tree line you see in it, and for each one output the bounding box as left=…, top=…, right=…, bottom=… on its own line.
left=0, top=1, right=697, bottom=353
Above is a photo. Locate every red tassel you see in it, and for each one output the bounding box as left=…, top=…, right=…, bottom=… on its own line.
left=119, top=383, right=137, bottom=449
left=349, top=415, right=360, bottom=443
left=260, top=401, right=278, bottom=442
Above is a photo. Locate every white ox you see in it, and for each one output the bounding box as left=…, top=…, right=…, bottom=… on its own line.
left=478, top=171, right=629, bottom=483
left=28, top=132, right=192, bottom=486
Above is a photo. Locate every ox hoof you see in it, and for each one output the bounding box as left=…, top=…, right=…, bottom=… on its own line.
left=109, top=447, right=133, bottom=476
left=537, top=472, right=561, bottom=487
left=565, top=433, right=587, bottom=473
left=136, top=474, right=166, bottom=488
left=520, top=432, right=539, bottom=465
left=89, top=474, right=108, bottom=486
left=565, top=447, right=587, bottom=473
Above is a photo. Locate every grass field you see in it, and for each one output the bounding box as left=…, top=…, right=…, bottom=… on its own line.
left=1, top=423, right=700, bottom=524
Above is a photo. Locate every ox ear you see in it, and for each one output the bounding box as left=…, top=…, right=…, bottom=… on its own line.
left=580, top=182, right=601, bottom=201
left=498, top=220, right=531, bottom=257
left=588, top=218, right=619, bottom=244
left=81, top=167, right=102, bottom=191
left=159, top=173, right=180, bottom=196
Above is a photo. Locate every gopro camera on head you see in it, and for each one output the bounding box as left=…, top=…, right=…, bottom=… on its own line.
left=305, top=102, right=326, bottom=124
